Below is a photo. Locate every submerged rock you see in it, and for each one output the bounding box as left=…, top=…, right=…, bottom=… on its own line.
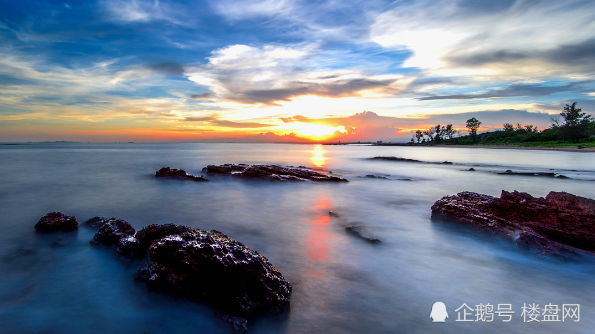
left=497, top=170, right=556, bottom=177
left=92, top=219, right=135, bottom=245
left=345, top=225, right=381, bottom=244
left=34, top=212, right=78, bottom=232
left=363, top=174, right=389, bottom=179
left=136, top=227, right=292, bottom=318
left=203, top=164, right=348, bottom=182
left=370, top=156, right=422, bottom=163
left=431, top=190, right=595, bottom=259
left=155, top=167, right=208, bottom=181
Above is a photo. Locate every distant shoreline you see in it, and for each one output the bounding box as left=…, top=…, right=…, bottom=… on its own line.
left=429, top=144, right=595, bottom=152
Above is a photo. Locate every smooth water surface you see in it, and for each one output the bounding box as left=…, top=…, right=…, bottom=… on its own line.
left=1, top=143, right=594, bottom=334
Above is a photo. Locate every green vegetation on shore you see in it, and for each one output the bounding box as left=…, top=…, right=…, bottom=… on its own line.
left=410, top=102, right=595, bottom=147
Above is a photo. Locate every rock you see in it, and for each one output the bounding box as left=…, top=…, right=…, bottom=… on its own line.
left=203, top=164, right=348, bottom=182
left=371, top=156, right=422, bottom=163
left=134, top=223, right=192, bottom=254
left=83, top=217, right=112, bottom=229
left=364, top=174, right=388, bottom=179
left=34, top=212, right=78, bottom=232
left=577, top=145, right=585, bottom=149
left=345, top=225, right=381, bottom=244
left=92, top=219, right=135, bottom=245
left=431, top=190, right=595, bottom=259
left=117, top=236, right=142, bottom=257
left=556, top=174, right=569, bottom=179
left=442, top=161, right=453, bottom=164
left=155, top=167, right=208, bottom=181
left=329, top=210, right=339, bottom=217
left=497, top=170, right=556, bottom=177
left=136, top=228, right=292, bottom=319
left=468, top=168, right=476, bottom=171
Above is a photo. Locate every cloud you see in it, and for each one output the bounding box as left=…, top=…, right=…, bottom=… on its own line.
left=370, top=0, right=595, bottom=76
left=101, top=0, right=188, bottom=25
left=184, top=116, right=273, bottom=128
left=148, top=62, right=185, bottom=76
left=188, top=92, right=213, bottom=99
left=186, top=43, right=403, bottom=105
left=419, top=81, right=594, bottom=101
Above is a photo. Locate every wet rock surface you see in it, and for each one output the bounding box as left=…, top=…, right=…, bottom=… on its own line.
left=134, top=223, right=191, bottom=254
left=203, top=164, right=348, bottom=182
left=155, top=167, right=208, bottom=181
left=135, top=227, right=292, bottom=319
left=431, top=190, right=595, bottom=259
left=83, top=217, right=112, bottom=229
left=34, top=212, right=78, bottom=232
left=345, top=225, right=381, bottom=244
left=92, top=219, right=135, bottom=245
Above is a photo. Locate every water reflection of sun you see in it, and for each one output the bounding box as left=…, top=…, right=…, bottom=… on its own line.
left=305, top=195, right=334, bottom=277
left=310, top=144, right=326, bottom=168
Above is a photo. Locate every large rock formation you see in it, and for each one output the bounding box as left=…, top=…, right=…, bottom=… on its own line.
left=34, top=212, right=78, bottom=232
left=92, top=219, right=135, bottom=245
left=155, top=167, right=208, bottom=181
left=203, top=164, right=348, bottom=182
left=135, top=226, right=292, bottom=319
left=431, top=190, right=595, bottom=259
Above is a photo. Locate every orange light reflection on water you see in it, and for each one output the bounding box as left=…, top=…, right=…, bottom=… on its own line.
left=305, top=195, right=334, bottom=277
left=310, top=144, right=326, bottom=168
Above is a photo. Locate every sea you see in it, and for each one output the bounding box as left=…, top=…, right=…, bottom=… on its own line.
left=0, top=143, right=594, bottom=334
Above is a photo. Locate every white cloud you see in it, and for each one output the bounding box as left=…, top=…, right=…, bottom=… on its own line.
left=101, top=0, right=187, bottom=25
left=371, top=0, right=595, bottom=74
left=186, top=43, right=404, bottom=105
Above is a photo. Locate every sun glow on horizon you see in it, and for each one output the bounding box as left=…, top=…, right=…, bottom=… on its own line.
left=295, top=123, right=345, bottom=139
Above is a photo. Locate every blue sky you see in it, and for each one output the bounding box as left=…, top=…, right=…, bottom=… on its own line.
left=1, top=0, right=594, bottom=142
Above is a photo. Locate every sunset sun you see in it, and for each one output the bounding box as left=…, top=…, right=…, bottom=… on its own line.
left=295, top=124, right=345, bottom=139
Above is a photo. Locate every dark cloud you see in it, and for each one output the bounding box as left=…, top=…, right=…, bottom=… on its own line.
left=188, top=92, right=213, bottom=99
left=419, top=81, right=593, bottom=101
left=195, top=132, right=310, bottom=143
left=184, top=116, right=273, bottom=128
left=445, top=39, right=595, bottom=70
left=444, top=50, right=528, bottom=67
left=232, top=78, right=396, bottom=104
left=148, top=62, right=185, bottom=76
left=546, top=38, right=595, bottom=66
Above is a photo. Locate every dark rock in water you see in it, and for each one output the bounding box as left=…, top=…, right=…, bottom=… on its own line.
left=371, top=156, right=422, bottom=163
left=329, top=210, right=339, bottom=217
left=345, top=225, right=381, bottom=244
left=117, top=236, right=142, bottom=257
left=203, top=164, right=348, bottom=182
left=468, top=168, right=476, bottom=171
left=35, top=212, right=78, bottom=232
left=556, top=174, right=569, bottom=179
left=134, top=223, right=191, bottom=254
left=497, top=170, right=556, bottom=177
left=92, top=219, right=135, bottom=245
left=136, top=228, right=292, bottom=318
left=431, top=190, right=595, bottom=259
left=364, top=174, right=389, bottom=179
left=83, top=217, right=112, bottom=229
left=155, top=167, right=208, bottom=181
left=442, top=161, right=453, bottom=164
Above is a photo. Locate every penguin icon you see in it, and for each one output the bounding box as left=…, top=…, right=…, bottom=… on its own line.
left=430, top=302, right=448, bottom=322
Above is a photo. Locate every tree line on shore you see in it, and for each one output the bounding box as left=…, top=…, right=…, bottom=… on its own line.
left=410, top=102, right=595, bottom=146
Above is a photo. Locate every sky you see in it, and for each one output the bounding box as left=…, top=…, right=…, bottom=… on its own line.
left=1, top=0, right=595, bottom=143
